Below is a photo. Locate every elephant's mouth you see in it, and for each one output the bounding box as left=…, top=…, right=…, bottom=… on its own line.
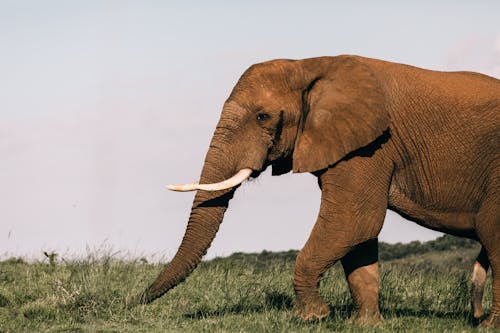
left=249, top=169, right=264, bottom=179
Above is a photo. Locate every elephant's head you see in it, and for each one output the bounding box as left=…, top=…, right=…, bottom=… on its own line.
left=138, top=55, right=390, bottom=303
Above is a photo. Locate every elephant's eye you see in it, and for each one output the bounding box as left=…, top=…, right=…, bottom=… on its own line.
left=256, top=113, right=270, bottom=121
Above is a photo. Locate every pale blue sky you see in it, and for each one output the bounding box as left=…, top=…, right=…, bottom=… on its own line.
left=1, top=1, right=499, bottom=260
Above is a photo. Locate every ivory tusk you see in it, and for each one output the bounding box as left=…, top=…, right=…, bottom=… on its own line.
left=167, top=168, right=253, bottom=192
left=166, top=182, right=199, bottom=192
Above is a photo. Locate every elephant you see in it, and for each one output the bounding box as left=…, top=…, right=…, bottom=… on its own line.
left=135, top=55, right=499, bottom=327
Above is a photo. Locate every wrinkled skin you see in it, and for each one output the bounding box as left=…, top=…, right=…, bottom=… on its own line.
left=136, top=56, right=499, bottom=327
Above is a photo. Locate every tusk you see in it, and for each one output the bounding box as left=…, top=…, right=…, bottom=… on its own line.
left=167, top=168, right=253, bottom=192
left=166, top=181, right=199, bottom=192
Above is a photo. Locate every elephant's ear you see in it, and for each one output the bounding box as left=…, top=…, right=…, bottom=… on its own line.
left=293, top=57, right=390, bottom=173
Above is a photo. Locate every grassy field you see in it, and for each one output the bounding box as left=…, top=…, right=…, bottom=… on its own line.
left=0, top=237, right=495, bottom=333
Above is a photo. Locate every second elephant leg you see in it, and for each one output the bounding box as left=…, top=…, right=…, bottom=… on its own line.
left=471, top=246, right=489, bottom=320
left=475, top=192, right=500, bottom=328
left=341, top=238, right=380, bottom=324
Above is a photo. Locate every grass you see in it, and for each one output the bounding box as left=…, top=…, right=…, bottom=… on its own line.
left=0, top=242, right=495, bottom=332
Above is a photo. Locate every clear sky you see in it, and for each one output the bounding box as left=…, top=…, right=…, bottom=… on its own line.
left=1, top=1, right=499, bottom=260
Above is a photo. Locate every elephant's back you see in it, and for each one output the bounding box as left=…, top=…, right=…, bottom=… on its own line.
left=371, top=59, right=499, bottom=214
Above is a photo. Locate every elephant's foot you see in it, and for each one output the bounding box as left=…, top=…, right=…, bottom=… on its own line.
left=479, top=312, right=500, bottom=328
left=293, top=294, right=330, bottom=321
left=350, top=308, right=382, bottom=326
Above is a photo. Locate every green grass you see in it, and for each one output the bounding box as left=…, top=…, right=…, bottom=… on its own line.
left=0, top=239, right=495, bottom=332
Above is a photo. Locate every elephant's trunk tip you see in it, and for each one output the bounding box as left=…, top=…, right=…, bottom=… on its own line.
left=126, top=291, right=154, bottom=309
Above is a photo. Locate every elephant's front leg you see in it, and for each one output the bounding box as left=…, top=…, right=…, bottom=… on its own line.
left=293, top=157, right=391, bottom=323
left=341, top=238, right=380, bottom=325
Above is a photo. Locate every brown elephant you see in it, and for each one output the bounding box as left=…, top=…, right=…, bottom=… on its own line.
left=136, top=55, right=499, bottom=327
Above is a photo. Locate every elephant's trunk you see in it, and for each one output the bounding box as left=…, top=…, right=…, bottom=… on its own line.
left=137, top=141, right=240, bottom=304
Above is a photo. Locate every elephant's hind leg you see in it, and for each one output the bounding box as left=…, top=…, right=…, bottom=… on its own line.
left=471, top=246, right=489, bottom=320
left=341, top=238, right=381, bottom=325
left=475, top=191, right=500, bottom=328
